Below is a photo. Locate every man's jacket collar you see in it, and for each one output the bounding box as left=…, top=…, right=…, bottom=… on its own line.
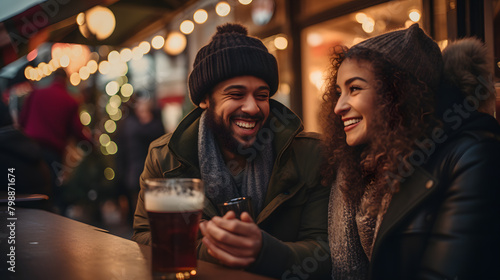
left=168, top=99, right=304, bottom=170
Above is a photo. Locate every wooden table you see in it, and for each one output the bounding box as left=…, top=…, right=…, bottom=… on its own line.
left=0, top=208, right=276, bottom=280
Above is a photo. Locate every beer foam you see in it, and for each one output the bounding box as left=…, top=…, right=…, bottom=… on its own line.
left=145, top=191, right=204, bottom=212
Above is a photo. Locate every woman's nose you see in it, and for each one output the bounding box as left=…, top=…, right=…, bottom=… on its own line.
left=334, top=95, right=350, bottom=116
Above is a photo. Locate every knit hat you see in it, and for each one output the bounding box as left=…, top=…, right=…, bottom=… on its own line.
left=188, top=23, right=279, bottom=106
left=351, top=23, right=443, bottom=91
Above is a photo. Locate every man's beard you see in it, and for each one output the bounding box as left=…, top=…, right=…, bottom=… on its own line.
left=204, top=105, right=265, bottom=155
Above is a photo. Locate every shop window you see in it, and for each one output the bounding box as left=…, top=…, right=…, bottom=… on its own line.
left=301, top=0, right=423, bottom=132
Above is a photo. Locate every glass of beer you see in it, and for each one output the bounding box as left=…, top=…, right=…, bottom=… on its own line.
left=144, top=178, right=204, bottom=279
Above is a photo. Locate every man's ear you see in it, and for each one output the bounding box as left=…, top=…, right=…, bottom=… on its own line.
left=199, top=97, right=209, bottom=109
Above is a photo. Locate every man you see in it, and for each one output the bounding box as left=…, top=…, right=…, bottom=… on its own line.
left=0, top=99, right=51, bottom=209
left=132, top=23, right=331, bottom=279
left=19, top=68, right=91, bottom=214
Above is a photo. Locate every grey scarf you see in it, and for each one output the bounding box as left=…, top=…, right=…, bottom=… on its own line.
left=328, top=170, right=370, bottom=280
left=198, top=111, right=273, bottom=216
left=328, top=167, right=392, bottom=279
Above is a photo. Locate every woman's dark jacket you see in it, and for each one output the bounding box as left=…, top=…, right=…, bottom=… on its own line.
left=370, top=89, right=500, bottom=279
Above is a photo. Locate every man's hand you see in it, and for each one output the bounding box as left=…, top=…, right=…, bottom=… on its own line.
left=199, top=211, right=262, bottom=268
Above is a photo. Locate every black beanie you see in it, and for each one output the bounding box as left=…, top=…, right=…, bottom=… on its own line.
left=188, top=23, right=279, bottom=106
left=352, top=23, right=443, bottom=91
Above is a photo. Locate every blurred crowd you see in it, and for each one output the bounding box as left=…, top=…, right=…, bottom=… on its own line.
left=1, top=69, right=166, bottom=238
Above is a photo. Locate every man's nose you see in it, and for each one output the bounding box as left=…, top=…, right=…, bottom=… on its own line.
left=241, top=96, right=260, bottom=115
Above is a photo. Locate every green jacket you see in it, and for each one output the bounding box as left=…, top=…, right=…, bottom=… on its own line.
left=132, top=100, right=331, bottom=279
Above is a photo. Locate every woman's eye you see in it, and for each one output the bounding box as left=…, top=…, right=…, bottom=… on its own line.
left=334, top=86, right=342, bottom=97
left=350, top=86, right=361, bottom=92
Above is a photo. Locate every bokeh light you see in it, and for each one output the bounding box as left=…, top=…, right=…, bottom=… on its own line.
left=70, top=72, right=81, bottom=86
left=104, top=119, right=117, bottom=133
left=139, top=41, right=151, bottom=54
left=80, top=111, right=91, bottom=125
left=106, top=81, right=119, bottom=96
left=409, top=9, right=421, bottom=22
left=99, top=61, right=110, bottom=74
left=165, top=32, right=187, bottom=56
left=274, top=36, right=288, bottom=50
left=104, top=167, right=115, bottom=180
left=120, top=48, right=133, bottom=62
left=121, top=83, right=134, bottom=97
left=106, top=141, right=118, bottom=154
left=193, top=9, right=208, bottom=24
left=216, top=2, right=231, bottom=17
left=109, top=95, right=122, bottom=108
left=151, top=35, right=165, bottom=49
left=99, top=133, right=111, bottom=146
left=180, top=20, right=194, bottom=35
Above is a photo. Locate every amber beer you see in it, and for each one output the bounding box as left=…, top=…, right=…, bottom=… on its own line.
left=145, top=178, right=204, bottom=279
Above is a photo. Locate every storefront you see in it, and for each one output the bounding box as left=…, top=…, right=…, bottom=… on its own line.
left=219, top=0, right=500, bottom=132
left=2, top=0, right=499, bottom=132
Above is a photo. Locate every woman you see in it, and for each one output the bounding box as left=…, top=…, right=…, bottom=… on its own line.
left=322, top=24, right=500, bottom=279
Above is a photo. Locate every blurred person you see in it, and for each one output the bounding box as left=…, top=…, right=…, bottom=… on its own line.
left=442, top=38, right=497, bottom=116
left=132, top=23, right=331, bottom=279
left=0, top=98, right=52, bottom=210
left=321, top=24, right=500, bottom=279
left=115, top=96, right=165, bottom=224
left=19, top=68, right=91, bottom=214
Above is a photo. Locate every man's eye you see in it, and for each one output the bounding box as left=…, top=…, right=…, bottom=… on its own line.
left=256, top=93, right=269, bottom=99
left=229, top=92, right=244, bottom=98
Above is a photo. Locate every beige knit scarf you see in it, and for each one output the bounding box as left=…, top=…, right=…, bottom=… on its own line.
left=328, top=167, right=392, bottom=279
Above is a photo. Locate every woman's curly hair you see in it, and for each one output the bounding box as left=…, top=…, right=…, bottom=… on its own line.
left=321, top=46, right=440, bottom=205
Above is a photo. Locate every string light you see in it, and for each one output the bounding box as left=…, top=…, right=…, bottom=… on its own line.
left=274, top=36, right=288, bottom=50
left=180, top=20, right=195, bottom=34
left=109, top=95, right=121, bottom=108
left=104, top=119, right=117, bottom=133
left=79, top=66, right=90, bottom=80
left=106, top=141, right=118, bottom=154
left=60, top=55, right=70, bottom=67
left=108, top=50, right=120, bottom=64
left=87, top=60, right=98, bottom=74
left=151, top=35, right=165, bottom=49
left=109, top=109, right=122, bottom=121
left=193, top=9, right=208, bottom=24
left=99, top=61, right=110, bottom=74
left=106, top=103, right=118, bottom=115
left=216, top=2, right=231, bottom=17
left=104, top=167, right=115, bottom=180
left=106, top=81, right=119, bottom=96
left=121, top=83, right=134, bottom=97
left=132, top=46, right=144, bottom=60
left=80, top=111, right=91, bottom=125
left=355, top=13, right=367, bottom=23
left=165, top=32, right=187, bottom=55
left=120, top=48, right=133, bottom=62
left=409, top=9, right=421, bottom=22
left=70, top=73, right=81, bottom=86
left=139, top=41, right=151, bottom=54
left=99, top=134, right=111, bottom=146
left=24, top=67, right=33, bottom=80
left=361, top=17, right=375, bottom=33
